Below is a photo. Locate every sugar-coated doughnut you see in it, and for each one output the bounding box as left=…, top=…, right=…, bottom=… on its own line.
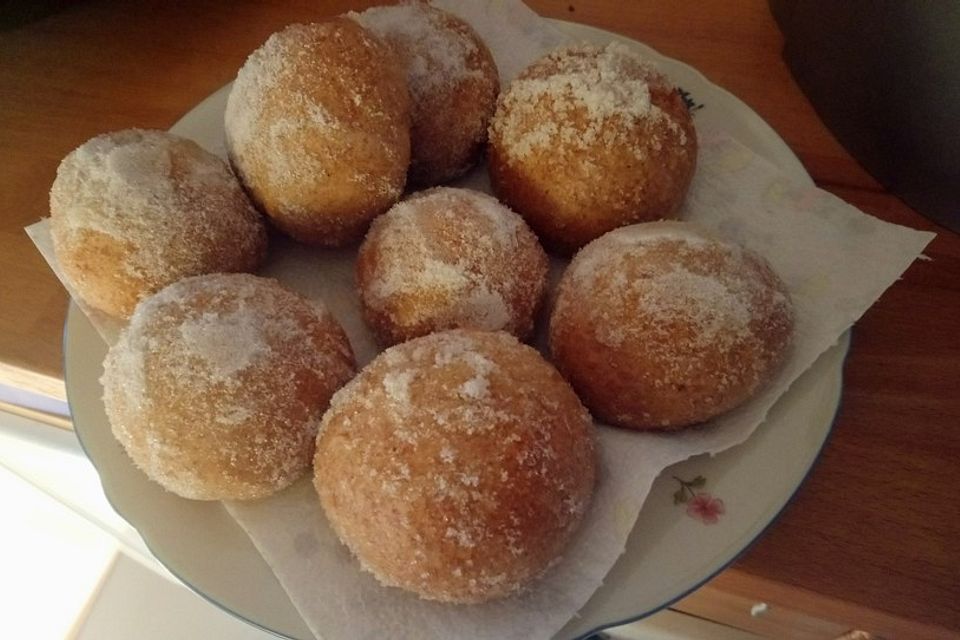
left=488, top=43, right=697, bottom=254
left=101, top=273, right=356, bottom=500
left=314, top=329, right=596, bottom=603
left=225, top=19, right=410, bottom=246
left=549, top=222, right=793, bottom=430
left=356, top=187, right=548, bottom=346
left=49, top=129, right=267, bottom=318
left=350, top=2, right=499, bottom=187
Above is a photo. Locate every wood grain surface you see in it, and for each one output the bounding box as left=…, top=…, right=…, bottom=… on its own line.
left=1, top=0, right=958, bottom=636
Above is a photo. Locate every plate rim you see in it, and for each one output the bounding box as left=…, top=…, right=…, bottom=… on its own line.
left=62, top=15, right=846, bottom=640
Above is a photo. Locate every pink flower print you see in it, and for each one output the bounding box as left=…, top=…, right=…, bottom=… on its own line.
left=672, top=475, right=726, bottom=524
left=686, top=492, right=726, bottom=525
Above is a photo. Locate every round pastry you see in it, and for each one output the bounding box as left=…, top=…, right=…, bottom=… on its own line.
left=224, top=19, right=411, bottom=246
left=549, top=221, right=793, bottom=430
left=350, top=2, right=499, bottom=187
left=356, top=187, right=548, bottom=346
left=49, top=129, right=267, bottom=318
left=314, top=329, right=596, bottom=603
left=101, top=273, right=356, bottom=500
left=488, top=42, right=698, bottom=255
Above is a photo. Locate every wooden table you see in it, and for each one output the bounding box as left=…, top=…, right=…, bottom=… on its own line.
left=1, top=1, right=957, bottom=638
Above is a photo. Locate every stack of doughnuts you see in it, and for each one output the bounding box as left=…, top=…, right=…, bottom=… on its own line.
left=49, top=1, right=795, bottom=607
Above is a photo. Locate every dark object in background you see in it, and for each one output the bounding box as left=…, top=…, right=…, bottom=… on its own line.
left=770, top=1, right=959, bottom=232
left=0, top=1, right=78, bottom=30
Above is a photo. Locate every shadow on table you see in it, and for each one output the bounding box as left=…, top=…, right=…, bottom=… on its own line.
left=0, top=0, right=85, bottom=30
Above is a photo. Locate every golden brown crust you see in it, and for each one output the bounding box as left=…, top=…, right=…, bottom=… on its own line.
left=549, top=222, right=793, bottom=430
left=350, top=2, right=499, bottom=188
left=356, top=187, right=548, bottom=346
left=101, top=274, right=356, bottom=500
left=53, top=229, right=145, bottom=320
left=488, top=43, right=697, bottom=255
left=225, top=19, right=411, bottom=246
left=49, top=129, right=267, bottom=318
left=314, top=330, right=595, bottom=603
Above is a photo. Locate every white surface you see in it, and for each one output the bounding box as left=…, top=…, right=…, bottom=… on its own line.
left=0, top=463, right=116, bottom=640
left=0, top=409, right=289, bottom=640
left=0, top=410, right=156, bottom=570
left=0, top=381, right=70, bottom=416
left=73, top=554, right=277, bottom=640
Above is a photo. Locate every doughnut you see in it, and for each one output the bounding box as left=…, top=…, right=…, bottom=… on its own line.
left=314, top=329, right=596, bottom=603
left=488, top=42, right=698, bottom=255
left=49, top=129, right=267, bottom=318
left=549, top=222, right=793, bottom=430
left=356, top=187, right=548, bottom=346
left=101, top=273, right=356, bottom=500
left=350, top=2, right=499, bottom=187
left=224, top=19, right=411, bottom=246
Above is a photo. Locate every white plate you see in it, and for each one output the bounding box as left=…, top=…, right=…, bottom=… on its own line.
left=64, top=18, right=849, bottom=640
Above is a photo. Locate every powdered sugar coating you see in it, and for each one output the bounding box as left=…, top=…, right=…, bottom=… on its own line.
left=101, top=273, right=356, bottom=500
left=314, top=329, right=596, bottom=603
left=349, top=1, right=499, bottom=186
left=351, top=2, right=481, bottom=100
left=487, top=42, right=698, bottom=254
left=357, top=187, right=548, bottom=345
left=550, top=221, right=793, bottom=430
left=491, top=42, right=679, bottom=159
left=49, top=129, right=266, bottom=317
left=224, top=19, right=411, bottom=245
